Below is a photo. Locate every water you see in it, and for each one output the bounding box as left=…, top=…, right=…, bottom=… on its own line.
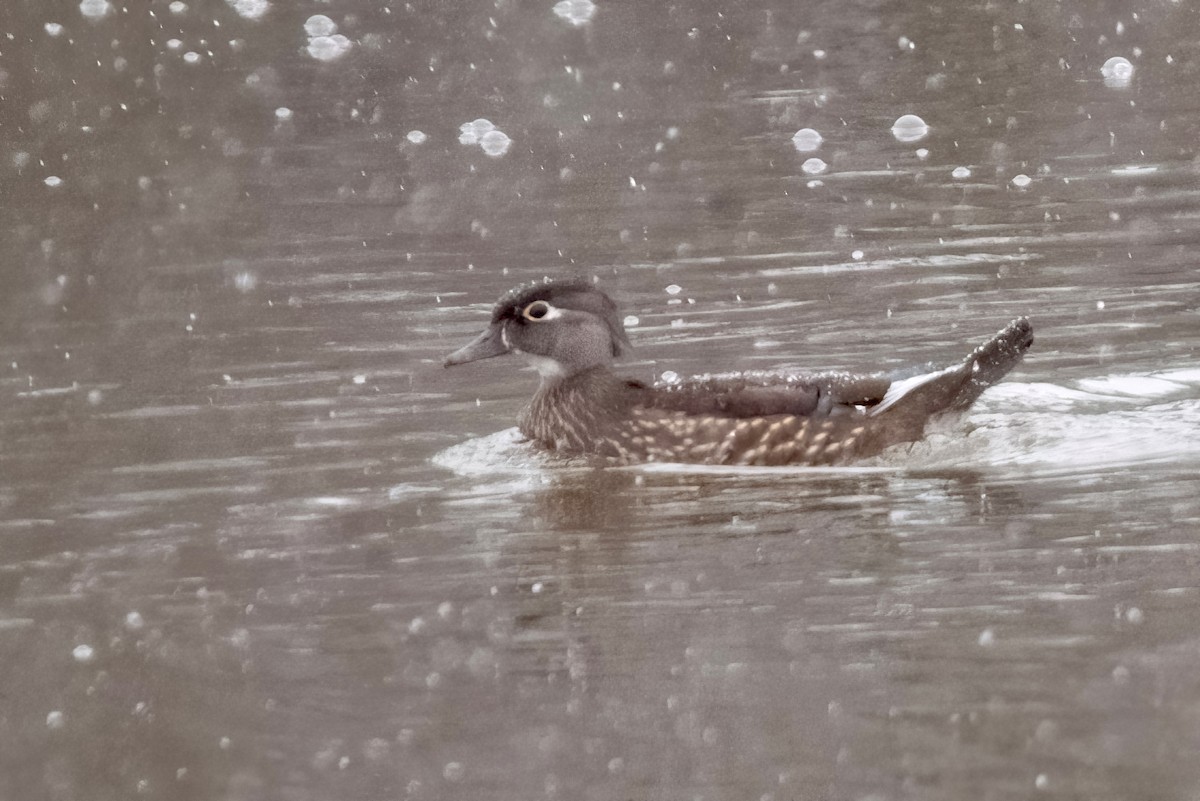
left=3, top=1, right=1200, bottom=799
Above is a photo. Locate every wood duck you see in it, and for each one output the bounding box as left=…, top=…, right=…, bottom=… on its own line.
left=444, top=278, right=1033, bottom=466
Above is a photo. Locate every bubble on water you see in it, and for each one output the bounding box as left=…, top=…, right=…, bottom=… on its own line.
left=553, top=0, right=596, bottom=27
left=978, top=628, right=995, bottom=647
left=801, top=157, right=827, bottom=175
left=79, top=0, right=112, bottom=19
left=307, top=34, right=352, bottom=62
left=479, top=129, right=512, bottom=157
left=1035, top=774, right=1049, bottom=791
left=406, top=130, right=427, bottom=144
left=660, top=371, right=679, bottom=384
left=304, top=14, right=337, bottom=37
left=916, top=148, right=929, bottom=160
left=851, top=250, right=864, bottom=260
left=183, top=51, right=201, bottom=64
left=73, top=644, right=95, bottom=663
left=275, top=107, right=293, bottom=121
left=951, top=166, right=971, bottom=179
left=45, top=22, right=65, bottom=36
left=458, top=118, right=495, bottom=145
left=443, top=762, right=465, bottom=782
left=169, top=1, right=187, bottom=13
left=622, top=315, right=639, bottom=327
left=791, top=128, right=822, bottom=153
left=47, top=711, right=66, bottom=729
left=227, top=0, right=270, bottom=19
left=891, top=114, right=929, bottom=143
left=166, top=38, right=182, bottom=50
left=1011, top=173, right=1032, bottom=188
left=125, top=611, right=145, bottom=631
left=44, top=176, right=63, bottom=188
left=1101, top=56, right=1134, bottom=88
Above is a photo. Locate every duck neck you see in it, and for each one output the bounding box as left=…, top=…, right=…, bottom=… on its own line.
left=520, top=367, right=622, bottom=453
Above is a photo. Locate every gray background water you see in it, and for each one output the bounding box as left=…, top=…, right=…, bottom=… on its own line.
left=2, top=1, right=1199, bottom=799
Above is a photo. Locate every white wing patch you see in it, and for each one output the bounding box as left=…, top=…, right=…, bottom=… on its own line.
left=870, top=365, right=959, bottom=416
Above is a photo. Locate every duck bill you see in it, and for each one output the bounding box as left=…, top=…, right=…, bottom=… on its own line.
left=443, top=324, right=509, bottom=367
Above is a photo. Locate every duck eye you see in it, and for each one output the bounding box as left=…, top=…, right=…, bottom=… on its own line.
left=522, top=300, right=551, bottom=321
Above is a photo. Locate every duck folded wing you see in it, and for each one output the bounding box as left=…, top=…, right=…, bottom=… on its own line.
left=645, top=371, right=893, bottom=419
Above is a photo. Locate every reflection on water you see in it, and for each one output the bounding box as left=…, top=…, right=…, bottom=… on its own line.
left=3, top=0, right=1200, bottom=798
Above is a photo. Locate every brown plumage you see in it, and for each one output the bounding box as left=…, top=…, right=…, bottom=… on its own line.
left=444, top=279, right=1033, bottom=466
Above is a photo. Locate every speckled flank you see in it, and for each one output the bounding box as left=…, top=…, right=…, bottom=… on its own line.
left=608, top=407, right=867, bottom=467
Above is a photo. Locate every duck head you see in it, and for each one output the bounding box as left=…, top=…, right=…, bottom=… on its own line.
left=443, top=278, right=632, bottom=380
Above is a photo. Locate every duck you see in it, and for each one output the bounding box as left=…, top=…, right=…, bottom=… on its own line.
left=443, top=278, right=1033, bottom=466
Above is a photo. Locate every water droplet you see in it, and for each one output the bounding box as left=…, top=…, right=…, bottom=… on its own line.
left=801, top=157, right=827, bottom=175
left=552, top=0, right=596, bottom=27
left=304, top=14, right=337, bottom=37
left=791, top=128, right=822, bottom=153
left=1101, top=56, right=1134, bottom=87
left=226, top=0, right=270, bottom=19
left=307, top=34, right=352, bottom=61
left=479, top=129, right=512, bottom=158
left=79, top=0, right=112, bottom=19
left=458, top=118, right=495, bottom=145
left=891, top=114, right=929, bottom=143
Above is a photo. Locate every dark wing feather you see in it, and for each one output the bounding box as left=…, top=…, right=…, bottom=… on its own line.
left=644, top=371, right=893, bottom=419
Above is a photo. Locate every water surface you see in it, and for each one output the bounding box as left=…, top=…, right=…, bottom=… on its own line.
left=3, top=1, right=1200, bottom=799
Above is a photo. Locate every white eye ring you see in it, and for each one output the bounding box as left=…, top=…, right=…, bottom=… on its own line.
left=522, top=300, right=560, bottom=321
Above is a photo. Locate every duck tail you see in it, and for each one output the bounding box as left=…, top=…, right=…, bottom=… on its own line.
left=869, top=318, right=1034, bottom=424
left=946, top=316, right=1034, bottom=410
